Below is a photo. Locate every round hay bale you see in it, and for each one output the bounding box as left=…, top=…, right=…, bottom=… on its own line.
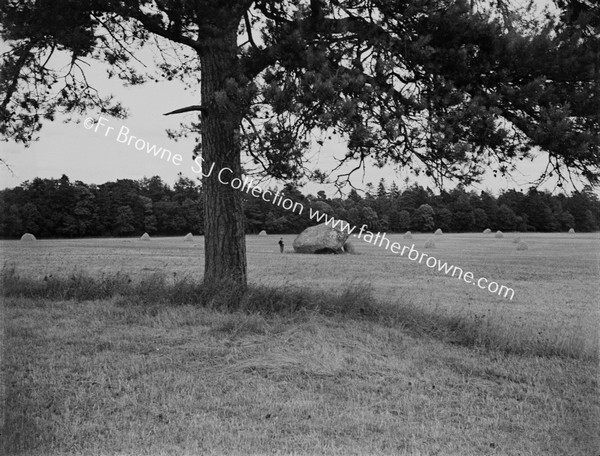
left=403, top=231, right=413, bottom=240
left=512, top=237, right=521, bottom=244
left=424, top=239, right=436, bottom=248
left=20, top=233, right=36, bottom=241
left=184, top=232, right=194, bottom=241
left=568, top=228, right=575, bottom=233
left=258, top=230, right=268, bottom=236
left=483, top=228, right=492, bottom=234
left=516, top=241, right=528, bottom=251
left=434, top=228, right=443, bottom=235
left=140, top=232, right=151, bottom=241
left=495, top=230, right=504, bottom=238
left=343, top=241, right=356, bottom=254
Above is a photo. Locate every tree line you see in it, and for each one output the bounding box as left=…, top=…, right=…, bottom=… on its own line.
left=1, top=174, right=598, bottom=238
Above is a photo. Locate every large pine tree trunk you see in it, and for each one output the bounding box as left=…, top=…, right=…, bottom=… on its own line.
left=199, top=33, right=247, bottom=285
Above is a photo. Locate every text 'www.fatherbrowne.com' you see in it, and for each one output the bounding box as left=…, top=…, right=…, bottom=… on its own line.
left=306, top=212, right=515, bottom=301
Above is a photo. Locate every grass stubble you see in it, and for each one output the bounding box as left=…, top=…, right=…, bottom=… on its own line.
left=1, top=233, right=599, bottom=455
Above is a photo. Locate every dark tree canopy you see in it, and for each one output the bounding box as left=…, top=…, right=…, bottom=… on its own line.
left=1, top=0, right=599, bottom=283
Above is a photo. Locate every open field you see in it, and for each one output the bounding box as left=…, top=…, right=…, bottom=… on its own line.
left=2, top=232, right=599, bottom=354
left=1, top=233, right=599, bottom=455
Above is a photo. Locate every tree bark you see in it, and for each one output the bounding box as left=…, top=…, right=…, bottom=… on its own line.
left=199, top=33, right=247, bottom=286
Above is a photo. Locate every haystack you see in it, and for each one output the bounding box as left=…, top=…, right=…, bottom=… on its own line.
left=516, top=241, right=528, bottom=251
left=483, top=228, right=491, bottom=234
left=258, top=230, right=268, bottom=236
left=495, top=230, right=504, bottom=238
left=568, top=228, right=575, bottom=234
left=512, top=237, right=521, bottom=244
left=424, top=239, right=436, bottom=248
left=140, top=232, right=151, bottom=241
left=403, top=231, right=413, bottom=240
left=434, top=228, right=443, bottom=235
left=184, top=232, right=194, bottom=241
left=20, top=233, right=36, bottom=241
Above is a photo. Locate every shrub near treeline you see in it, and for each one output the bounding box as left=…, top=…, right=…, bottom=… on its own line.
left=0, top=175, right=598, bottom=238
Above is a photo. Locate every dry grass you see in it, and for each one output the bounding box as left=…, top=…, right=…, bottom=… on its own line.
left=2, top=268, right=593, bottom=360
left=2, top=295, right=598, bottom=456
left=2, top=233, right=598, bottom=353
left=1, top=233, right=599, bottom=454
left=4, top=234, right=599, bottom=343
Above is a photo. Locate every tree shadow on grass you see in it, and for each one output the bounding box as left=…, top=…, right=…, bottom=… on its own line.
left=2, top=266, right=596, bottom=361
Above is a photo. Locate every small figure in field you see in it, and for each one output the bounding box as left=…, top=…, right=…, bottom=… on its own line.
left=278, top=237, right=284, bottom=253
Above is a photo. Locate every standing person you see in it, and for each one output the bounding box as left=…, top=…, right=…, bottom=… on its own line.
left=278, top=237, right=284, bottom=253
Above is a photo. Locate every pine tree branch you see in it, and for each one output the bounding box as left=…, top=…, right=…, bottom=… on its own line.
left=107, top=3, right=201, bottom=51
left=0, top=41, right=36, bottom=117
left=163, top=105, right=209, bottom=116
left=244, top=12, right=260, bottom=51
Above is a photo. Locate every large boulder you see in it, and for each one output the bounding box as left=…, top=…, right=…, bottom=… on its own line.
left=293, top=221, right=352, bottom=254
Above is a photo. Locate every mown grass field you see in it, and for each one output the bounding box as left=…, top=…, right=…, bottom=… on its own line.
left=1, top=232, right=599, bottom=455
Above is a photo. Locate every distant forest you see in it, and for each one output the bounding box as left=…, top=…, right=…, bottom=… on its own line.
left=1, top=174, right=599, bottom=238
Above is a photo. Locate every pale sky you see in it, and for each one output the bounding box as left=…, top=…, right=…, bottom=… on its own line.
left=0, top=65, right=568, bottom=197
left=0, top=2, right=584, bottom=197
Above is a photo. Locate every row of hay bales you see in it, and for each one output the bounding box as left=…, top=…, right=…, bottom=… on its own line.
left=18, top=224, right=575, bottom=253
left=402, top=229, right=533, bottom=250
left=11, top=232, right=530, bottom=252
left=137, top=232, right=197, bottom=241
left=140, top=232, right=196, bottom=241
left=259, top=227, right=575, bottom=238
left=19, top=231, right=263, bottom=241
left=399, top=229, right=529, bottom=250
left=404, top=226, right=577, bottom=238
left=483, top=227, right=575, bottom=234
left=18, top=233, right=198, bottom=241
